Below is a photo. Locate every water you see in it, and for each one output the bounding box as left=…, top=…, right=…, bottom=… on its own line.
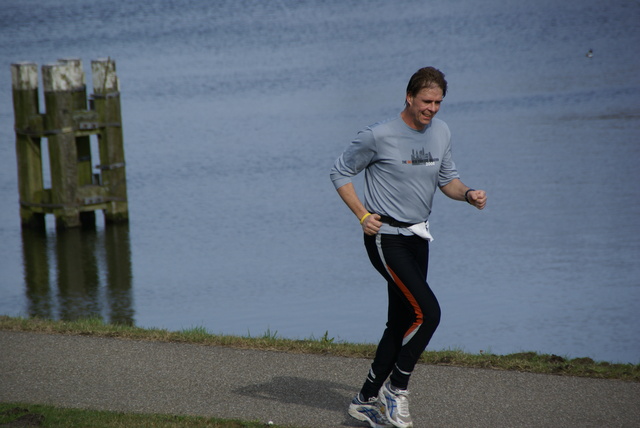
left=1, top=0, right=639, bottom=364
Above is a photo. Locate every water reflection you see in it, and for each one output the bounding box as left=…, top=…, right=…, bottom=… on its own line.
left=21, top=223, right=134, bottom=325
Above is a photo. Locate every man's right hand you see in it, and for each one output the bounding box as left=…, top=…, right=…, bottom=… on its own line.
left=362, top=213, right=382, bottom=236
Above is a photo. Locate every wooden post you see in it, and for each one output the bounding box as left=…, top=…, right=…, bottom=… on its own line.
left=11, top=62, right=45, bottom=228
left=92, top=58, right=128, bottom=223
left=58, top=58, right=96, bottom=227
left=42, top=61, right=82, bottom=228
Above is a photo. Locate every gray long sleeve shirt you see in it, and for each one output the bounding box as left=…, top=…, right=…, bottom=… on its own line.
left=330, top=114, right=459, bottom=230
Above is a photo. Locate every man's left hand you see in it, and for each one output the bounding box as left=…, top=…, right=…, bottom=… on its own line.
left=468, top=190, right=487, bottom=210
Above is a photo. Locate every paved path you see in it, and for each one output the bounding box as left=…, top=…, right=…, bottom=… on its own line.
left=1, top=331, right=639, bottom=427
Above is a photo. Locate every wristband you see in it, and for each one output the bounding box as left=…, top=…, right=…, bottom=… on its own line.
left=359, top=212, right=372, bottom=224
left=464, top=188, right=475, bottom=204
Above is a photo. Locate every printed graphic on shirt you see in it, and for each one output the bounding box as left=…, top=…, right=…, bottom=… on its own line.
left=401, top=148, right=439, bottom=166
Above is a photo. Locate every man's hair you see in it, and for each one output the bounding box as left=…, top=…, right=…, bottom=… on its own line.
left=405, top=67, right=447, bottom=100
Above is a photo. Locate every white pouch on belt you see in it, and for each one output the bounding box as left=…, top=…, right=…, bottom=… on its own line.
left=408, top=221, right=434, bottom=242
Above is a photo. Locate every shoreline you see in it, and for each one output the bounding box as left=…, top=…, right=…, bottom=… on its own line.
left=1, top=316, right=637, bottom=382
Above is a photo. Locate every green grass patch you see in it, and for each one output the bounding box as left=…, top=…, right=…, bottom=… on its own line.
left=0, top=403, right=287, bottom=427
left=1, top=315, right=638, bottom=381
left=418, top=349, right=639, bottom=380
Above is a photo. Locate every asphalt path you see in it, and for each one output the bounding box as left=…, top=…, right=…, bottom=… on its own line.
left=1, top=331, right=638, bottom=427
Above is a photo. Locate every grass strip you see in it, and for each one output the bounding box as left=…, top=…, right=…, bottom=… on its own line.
left=1, top=315, right=638, bottom=381
left=0, top=403, right=289, bottom=427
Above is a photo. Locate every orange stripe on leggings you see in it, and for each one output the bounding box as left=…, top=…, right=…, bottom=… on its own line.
left=387, top=265, right=423, bottom=340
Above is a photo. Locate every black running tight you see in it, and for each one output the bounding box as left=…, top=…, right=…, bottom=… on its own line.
left=360, top=233, right=441, bottom=398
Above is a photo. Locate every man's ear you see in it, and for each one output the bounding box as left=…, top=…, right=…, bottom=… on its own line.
left=405, top=93, right=413, bottom=107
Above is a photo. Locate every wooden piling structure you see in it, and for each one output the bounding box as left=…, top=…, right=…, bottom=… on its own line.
left=11, top=58, right=128, bottom=229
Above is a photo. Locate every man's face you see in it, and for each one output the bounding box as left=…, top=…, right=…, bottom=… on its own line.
left=404, top=85, right=443, bottom=130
